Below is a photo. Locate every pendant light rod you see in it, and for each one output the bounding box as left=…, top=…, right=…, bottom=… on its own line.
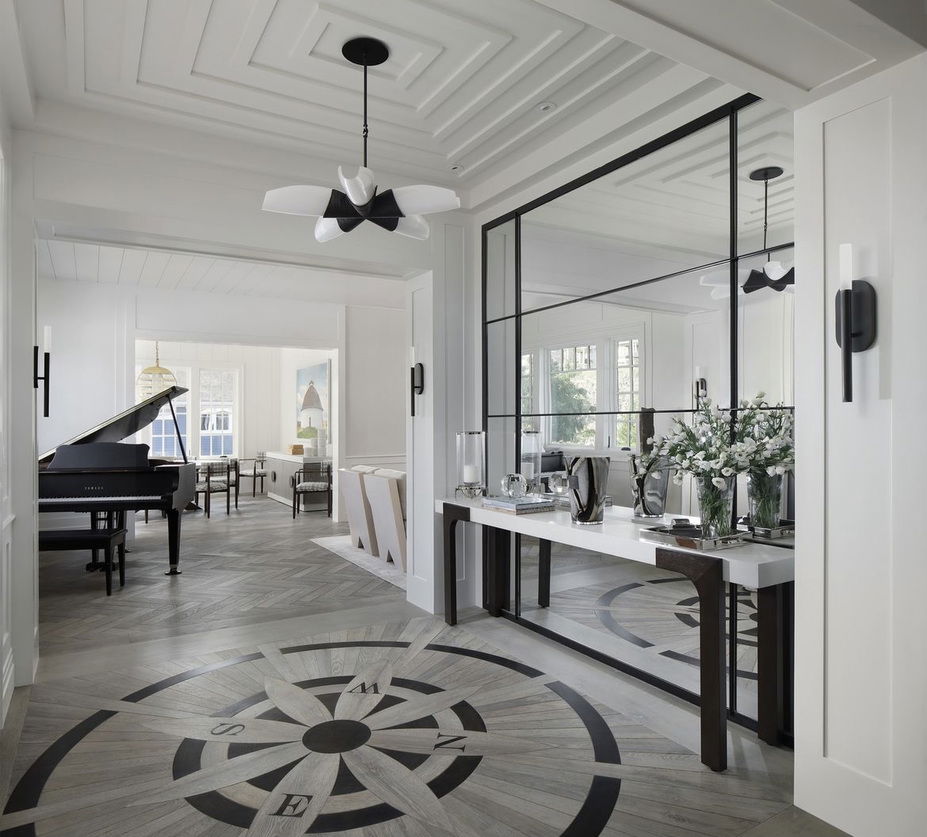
left=342, top=37, right=389, bottom=169
left=363, top=61, right=368, bottom=168
left=749, top=165, right=784, bottom=259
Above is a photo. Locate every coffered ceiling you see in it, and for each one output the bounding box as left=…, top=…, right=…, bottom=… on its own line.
left=11, top=0, right=729, bottom=190
left=3, top=0, right=921, bottom=206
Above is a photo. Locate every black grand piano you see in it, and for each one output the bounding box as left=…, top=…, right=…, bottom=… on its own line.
left=38, top=386, right=196, bottom=574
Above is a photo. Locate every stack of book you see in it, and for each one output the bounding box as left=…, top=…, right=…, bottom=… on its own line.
left=482, top=495, right=556, bottom=515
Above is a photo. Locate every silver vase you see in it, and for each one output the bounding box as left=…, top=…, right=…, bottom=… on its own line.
left=566, top=456, right=610, bottom=524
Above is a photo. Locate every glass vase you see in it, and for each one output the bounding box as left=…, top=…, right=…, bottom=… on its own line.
left=695, top=475, right=736, bottom=538
left=456, top=431, right=485, bottom=498
left=747, top=470, right=783, bottom=530
left=566, top=456, right=610, bottom=525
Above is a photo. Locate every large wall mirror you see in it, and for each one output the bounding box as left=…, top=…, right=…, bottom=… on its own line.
left=482, top=95, right=794, bottom=725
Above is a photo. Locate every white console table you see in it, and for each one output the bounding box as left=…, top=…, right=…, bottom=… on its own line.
left=436, top=497, right=794, bottom=772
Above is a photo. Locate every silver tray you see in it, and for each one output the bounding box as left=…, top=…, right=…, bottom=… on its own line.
left=640, top=524, right=748, bottom=551
left=740, top=518, right=795, bottom=540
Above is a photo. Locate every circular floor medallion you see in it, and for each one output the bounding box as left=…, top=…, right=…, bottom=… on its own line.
left=2, top=635, right=624, bottom=837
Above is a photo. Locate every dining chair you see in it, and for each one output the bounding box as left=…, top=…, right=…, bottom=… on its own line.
left=194, top=460, right=231, bottom=518
left=239, top=452, right=268, bottom=498
left=293, top=462, right=332, bottom=519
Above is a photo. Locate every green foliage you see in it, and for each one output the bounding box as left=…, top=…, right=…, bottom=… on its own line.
left=550, top=373, right=595, bottom=445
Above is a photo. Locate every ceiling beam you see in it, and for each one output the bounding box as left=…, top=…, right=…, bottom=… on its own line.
left=0, top=0, right=36, bottom=125
left=532, top=0, right=925, bottom=110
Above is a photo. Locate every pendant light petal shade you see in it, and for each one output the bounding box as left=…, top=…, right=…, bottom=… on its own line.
left=261, top=37, right=459, bottom=242
left=262, top=185, right=332, bottom=216
left=392, top=185, right=461, bottom=215
left=394, top=215, right=430, bottom=240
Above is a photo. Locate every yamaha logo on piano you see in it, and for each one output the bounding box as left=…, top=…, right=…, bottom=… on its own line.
left=83, top=484, right=105, bottom=492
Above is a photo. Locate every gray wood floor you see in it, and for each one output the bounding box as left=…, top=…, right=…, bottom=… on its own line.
left=1, top=496, right=844, bottom=836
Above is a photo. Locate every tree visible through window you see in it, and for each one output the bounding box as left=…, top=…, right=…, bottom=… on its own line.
left=548, top=344, right=596, bottom=446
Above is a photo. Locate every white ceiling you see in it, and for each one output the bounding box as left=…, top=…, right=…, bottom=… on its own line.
left=12, top=0, right=723, bottom=189
left=36, top=238, right=407, bottom=307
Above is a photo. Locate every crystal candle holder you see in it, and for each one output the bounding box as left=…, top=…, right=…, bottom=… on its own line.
left=456, top=431, right=485, bottom=498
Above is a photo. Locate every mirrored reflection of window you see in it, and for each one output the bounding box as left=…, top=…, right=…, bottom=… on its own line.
left=614, top=338, right=640, bottom=448
left=520, top=352, right=536, bottom=425
left=548, top=344, right=597, bottom=446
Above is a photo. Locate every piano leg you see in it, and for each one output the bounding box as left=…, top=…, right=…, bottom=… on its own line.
left=87, top=511, right=103, bottom=572
left=166, top=509, right=182, bottom=575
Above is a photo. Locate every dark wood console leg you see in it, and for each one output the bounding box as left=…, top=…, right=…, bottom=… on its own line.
left=166, top=509, right=182, bottom=575
left=443, top=504, right=470, bottom=626
left=656, top=548, right=727, bottom=771
left=758, top=581, right=793, bottom=745
left=486, top=527, right=511, bottom=617
left=538, top=539, right=551, bottom=607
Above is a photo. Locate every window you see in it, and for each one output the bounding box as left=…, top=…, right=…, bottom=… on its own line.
left=138, top=367, right=190, bottom=458
left=614, top=337, right=641, bottom=449
left=199, top=369, right=236, bottom=456
left=548, top=343, right=597, bottom=446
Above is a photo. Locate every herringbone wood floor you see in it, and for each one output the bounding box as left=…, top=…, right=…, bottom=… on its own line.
left=38, top=497, right=404, bottom=655
left=0, top=494, right=845, bottom=836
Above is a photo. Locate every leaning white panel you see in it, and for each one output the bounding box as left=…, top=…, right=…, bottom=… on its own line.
left=365, top=473, right=407, bottom=572
left=338, top=469, right=379, bottom=557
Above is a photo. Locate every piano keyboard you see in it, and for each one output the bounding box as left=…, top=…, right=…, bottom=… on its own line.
left=40, top=495, right=163, bottom=503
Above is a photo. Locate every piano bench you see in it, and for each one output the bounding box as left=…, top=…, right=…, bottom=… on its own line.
left=38, top=528, right=127, bottom=596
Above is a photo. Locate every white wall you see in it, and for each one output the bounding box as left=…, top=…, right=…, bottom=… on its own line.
left=793, top=52, right=927, bottom=836
left=0, top=82, right=15, bottom=726
left=342, top=306, right=407, bottom=470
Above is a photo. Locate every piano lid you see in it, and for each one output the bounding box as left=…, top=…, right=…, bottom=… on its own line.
left=38, top=386, right=189, bottom=465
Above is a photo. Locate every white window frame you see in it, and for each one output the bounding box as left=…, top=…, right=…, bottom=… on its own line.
left=135, top=361, right=242, bottom=459
left=530, top=322, right=647, bottom=456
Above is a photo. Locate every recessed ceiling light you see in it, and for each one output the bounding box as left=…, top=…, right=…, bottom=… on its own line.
left=449, top=162, right=464, bottom=173
left=537, top=101, right=557, bottom=113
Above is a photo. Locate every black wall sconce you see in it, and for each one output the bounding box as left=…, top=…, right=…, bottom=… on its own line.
left=835, top=244, right=876, bottom=403
left=410, top=362, right=424, bottom=417
left=33, top=344, right=50, bottom=418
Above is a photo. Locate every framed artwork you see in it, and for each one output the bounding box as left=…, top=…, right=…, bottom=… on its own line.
left=296, top=361, right=330, bottom=452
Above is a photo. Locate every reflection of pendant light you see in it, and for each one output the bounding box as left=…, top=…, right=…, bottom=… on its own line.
left=136, top=341, right=176, bottom=402
left=744, top=166, right=794, bottom=293
left=261, top=37, right=460, bottom=242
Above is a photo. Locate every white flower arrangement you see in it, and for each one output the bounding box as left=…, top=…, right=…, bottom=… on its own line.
left=645, top=399, right=746, bottom=485
left=730, top=394, right=794, bottom=475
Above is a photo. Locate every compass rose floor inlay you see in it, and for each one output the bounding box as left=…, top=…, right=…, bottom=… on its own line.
left=0, top=616, right=794, bottom=837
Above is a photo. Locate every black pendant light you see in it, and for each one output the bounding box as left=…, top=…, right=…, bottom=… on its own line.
left=262, top=37, right=460, bottom=242
left=743, top=166, right=794, bottom=293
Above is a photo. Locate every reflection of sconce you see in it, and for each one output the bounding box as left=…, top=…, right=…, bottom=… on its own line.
left=693, top=366, right=708, bottom=403
left=835, top=244, right=876, bottom=403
